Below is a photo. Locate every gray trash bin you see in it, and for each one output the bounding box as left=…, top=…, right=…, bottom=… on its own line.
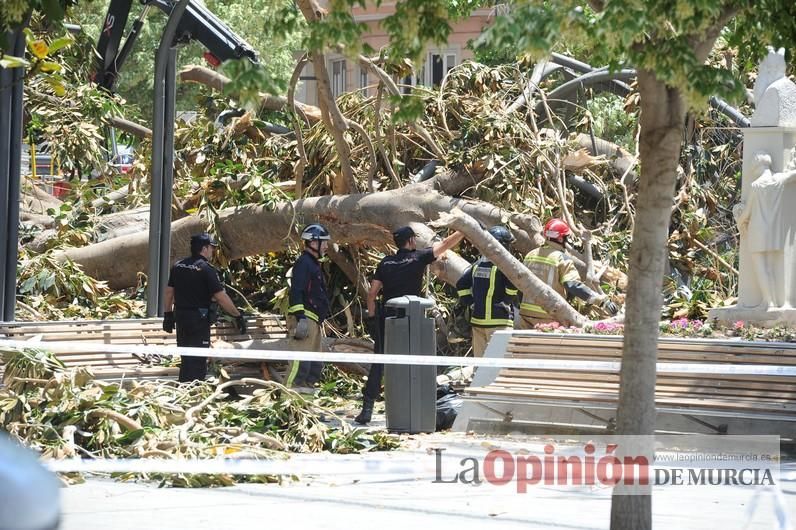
left=383, top=295, right=436, bottom=433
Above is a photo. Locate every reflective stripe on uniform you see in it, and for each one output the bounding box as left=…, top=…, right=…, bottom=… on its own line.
left=457, top=289, right=472, bottom=297
left=304, top=310, right=319, bottom=322
left=288, top=304, right=304, bottom=313
left=520, top=302, right=547, bottom=313
left=471, top=317, right=514, bottom=327
left=485, top=265, right=498, bottom=322
left=525, top=255, right=557, bottom=266
left=506, top=288, right=518, bottom=296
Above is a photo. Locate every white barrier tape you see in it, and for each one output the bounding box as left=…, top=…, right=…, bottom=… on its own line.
left=2, top=339, right=795, bottom=376
left=44, top=456, right=430, bottom=478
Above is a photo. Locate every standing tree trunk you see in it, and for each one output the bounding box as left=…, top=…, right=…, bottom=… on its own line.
left=609, top=70, right=687, bottom=530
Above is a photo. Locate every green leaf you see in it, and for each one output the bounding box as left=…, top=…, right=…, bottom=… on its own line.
left=48, top=35, right=75, bottom=54
left=0, top=55, right=29, bottom=69
left=41, top=0, right=66, bottom=22
left=39, top=61, right=62, bottom=73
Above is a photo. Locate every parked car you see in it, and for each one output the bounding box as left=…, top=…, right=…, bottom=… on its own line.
left=110, top=147, right=134, bottom=174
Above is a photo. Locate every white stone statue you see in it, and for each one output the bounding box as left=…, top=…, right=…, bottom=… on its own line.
left=750, top=48, right=796, bottom=127
left=733, top=149, right=796, bottom=308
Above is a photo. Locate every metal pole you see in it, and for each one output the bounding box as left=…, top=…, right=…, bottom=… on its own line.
left=4, top=28, right=26, bottom=320
left=108, top=125, right=119, bottom=161
left=147, top=0, right=190, bottom=316
left=0, top=39, right=13, bottom=317
left=158, top=46, right=177, bottom=315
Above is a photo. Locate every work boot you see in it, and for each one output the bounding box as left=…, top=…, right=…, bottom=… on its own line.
left=354, top=398, right=374, bottom=425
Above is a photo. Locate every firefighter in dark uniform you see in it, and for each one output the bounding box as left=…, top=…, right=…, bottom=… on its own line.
left=163, top=233, right=247, bottom=382
left=518, top=218, right=618, bottom=328
left=354, top=225, right=465, bottom=425
left=456, top=226, right=518, bottom=357
left=285, top=224, right=332, bottom=390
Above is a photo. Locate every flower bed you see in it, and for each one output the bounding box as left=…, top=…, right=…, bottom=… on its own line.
left=532, top=318, right=795, bottom=342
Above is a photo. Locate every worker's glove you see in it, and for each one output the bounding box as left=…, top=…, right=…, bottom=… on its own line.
left=588, top=294, right=619, bottom=316
left=601, top=299, right=619, bottom=316
left=162, top=311, right=175, bottom=333
left=294, top=317, right=310, bottom=340
left=235, top=313, right=247, bottom=334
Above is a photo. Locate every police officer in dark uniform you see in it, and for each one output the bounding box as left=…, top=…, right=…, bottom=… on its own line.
left=456, top=226, right=518, bottom=357
left=286, top=224, right=332, bottom=390
left=163, top=233, right=247, bottom=382
left=354, top=225, right=465, bottom=425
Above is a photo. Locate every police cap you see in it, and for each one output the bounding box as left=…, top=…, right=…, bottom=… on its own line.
left=392, top=226, right=415, bottom=247
left=190, top=233, right=218, bottom=253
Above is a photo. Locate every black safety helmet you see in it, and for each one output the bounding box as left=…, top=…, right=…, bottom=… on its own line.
left=488, top=226, right=514, bottom=249
left=190, top=232, right=218, bottom=255
left=301, top=223, right=331, bottom=243
left=392, top=226, right=416, bottom=247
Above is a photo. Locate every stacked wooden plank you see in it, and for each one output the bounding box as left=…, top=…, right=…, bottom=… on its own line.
left=0, top=316, right=287, bottom=382
left=459, top=332, right=796, bottom=435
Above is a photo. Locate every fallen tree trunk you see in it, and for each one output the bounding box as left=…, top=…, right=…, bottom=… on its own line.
left=55, top=176, right=534, bottom=290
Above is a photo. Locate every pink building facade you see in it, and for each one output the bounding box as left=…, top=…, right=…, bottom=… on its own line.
left=297, top=2, right=497, bottom=105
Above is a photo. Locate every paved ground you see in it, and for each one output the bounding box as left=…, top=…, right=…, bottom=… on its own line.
left=58, top=425, right=796, bottom=530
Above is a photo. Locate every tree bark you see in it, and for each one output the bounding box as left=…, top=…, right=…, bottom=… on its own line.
left=55, top=178, right=525, bottom=290
left=609, top=69, right=687, bottom=530
left=108, top=116, right=152, bottom=139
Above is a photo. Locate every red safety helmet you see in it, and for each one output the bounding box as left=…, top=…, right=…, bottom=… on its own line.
left=543, top=218, right=571, bottom=242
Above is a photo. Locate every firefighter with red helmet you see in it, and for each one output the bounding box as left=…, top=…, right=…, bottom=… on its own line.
left=518, top=218, right=618, bottom=328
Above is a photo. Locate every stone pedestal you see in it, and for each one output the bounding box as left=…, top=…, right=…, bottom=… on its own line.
left=709, top=306, right=796, bottom=327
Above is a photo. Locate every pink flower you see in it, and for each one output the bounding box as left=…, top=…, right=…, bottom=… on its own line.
left=595, top=322, right=608, bottom=332
left=672, top=318, right=689, bottom=329
left=733, top=320, right=745, bottom=330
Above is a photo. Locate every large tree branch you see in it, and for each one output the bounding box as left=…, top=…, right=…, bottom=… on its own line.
left=288, top=54, right=310, bottom=198
left=296, top=0, right=357, bottom=194
left=179, top=65, right=322, bottom=123
left=108, top=116, right=152, bottom=139
left=690, top=8, right=740, bottom=63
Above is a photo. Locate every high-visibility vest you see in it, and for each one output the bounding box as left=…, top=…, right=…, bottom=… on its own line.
left=520, top=242, right=580, bottom=318
left=456, top=258, right=517, bottom=327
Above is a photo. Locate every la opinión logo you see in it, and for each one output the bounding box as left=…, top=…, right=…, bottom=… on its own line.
left=432, top=443, right=650, bottom=493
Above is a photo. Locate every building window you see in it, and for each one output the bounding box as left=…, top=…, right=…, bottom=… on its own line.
left=331, top=59, right=346, bottom=98
left=397, top=50, right=457, bottom=93
left=359, top=68, right=368, bottom=95
left=425, top=52, right=456, bottom=87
